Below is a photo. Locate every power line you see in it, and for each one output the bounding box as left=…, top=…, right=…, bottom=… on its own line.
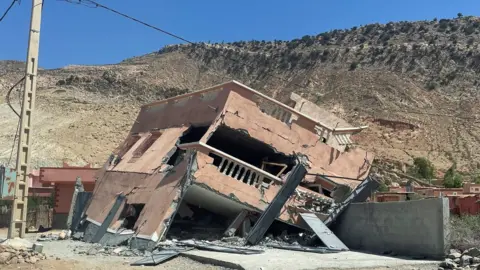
left=0, top=0, right=19, bottom=22
left=60, top=0, right=315, bottom=91
left=61, top=0, right=480, bottom=122
left=7, top=117, right=21, bottom=167
left=6, top=76, right=25, bottom=118
left=62, top=0, right=192, bottom=44
left=5, top=77, right=25, bottom=167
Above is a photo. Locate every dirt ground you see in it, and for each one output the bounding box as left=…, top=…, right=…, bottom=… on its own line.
left=0, top=229, right=228, bottom=270
left=1, top=257, right=228, bottom=270
left=0, top=229, right=439, bottom=270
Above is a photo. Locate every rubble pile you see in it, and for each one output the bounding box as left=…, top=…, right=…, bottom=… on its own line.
left=74, top=244, right=149, bottom=257
left=0, top=245, right=47, bottom=265
left=440, top=248, right=480, bottom=270
left=38, top=230, right=71, bottom=241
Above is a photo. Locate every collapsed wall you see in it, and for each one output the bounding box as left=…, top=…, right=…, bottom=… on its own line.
left=80, top=81, right=374, bottom=248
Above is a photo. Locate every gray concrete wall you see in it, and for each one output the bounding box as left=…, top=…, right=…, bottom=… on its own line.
left=52, top=213, right=68, bottom=229
left=333, top=198, right=449, bottom=259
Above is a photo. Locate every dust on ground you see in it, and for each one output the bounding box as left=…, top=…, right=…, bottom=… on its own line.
left=0, top=229, right=229, bottom=270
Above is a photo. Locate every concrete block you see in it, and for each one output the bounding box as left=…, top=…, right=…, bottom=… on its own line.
left=32, top=243, right=43, bottom=253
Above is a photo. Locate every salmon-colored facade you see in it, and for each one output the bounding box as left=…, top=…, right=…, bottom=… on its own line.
left=85, top=81, right=374, bottom=244
left=40, top=163, right=97, bottom=228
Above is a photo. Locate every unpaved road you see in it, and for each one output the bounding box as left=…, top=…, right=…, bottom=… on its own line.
left=2, top=257, right=227, bottom=270
left=0, top=229, right=439, bottom=270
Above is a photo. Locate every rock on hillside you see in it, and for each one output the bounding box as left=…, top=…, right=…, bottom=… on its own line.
left=1, top=16, right=480, bottom=174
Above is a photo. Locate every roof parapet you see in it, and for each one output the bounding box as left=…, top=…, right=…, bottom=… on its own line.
left=142, top=80, right=368, bottom=134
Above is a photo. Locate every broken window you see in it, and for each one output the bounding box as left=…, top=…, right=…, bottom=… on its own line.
left=179, top=125, right=210, bottom=144
left=129, top=132, right=161, bottom=162
left=118, top=203, right=145, bottom=230
left=206, top=125, right=295, bottom=177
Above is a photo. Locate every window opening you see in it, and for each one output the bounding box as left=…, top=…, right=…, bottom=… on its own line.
left=117, top=134, right=140, bottom=157
left=179, top=125, right=210, bottom=144
left=206, top=125, right=295, bottom=176
left=129, top=132, right=161, bottom=162
left=118, top=203, right=145, bottom=230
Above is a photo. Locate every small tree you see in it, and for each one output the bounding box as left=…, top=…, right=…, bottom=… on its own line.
left=457, top=13, right=463, bottom=18
left=378, top=182, right=389, bottom=192
left=473, top=175, right=480, bottom=184
left=411, top=157, right=435, bottom=180
left=444, top=162, right=463, bottom=188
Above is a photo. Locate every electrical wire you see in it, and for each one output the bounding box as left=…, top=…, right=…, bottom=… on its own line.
left=5, top=77, right=25, bottom=167
left=60, top=0, right=480, bottom=122
left=59, top=0, right=317, bottom=91
left=7, top=116, right=21, bottom=167
left=0, top=0, right=18, bottom=22
left=6, top=76, right=25, bottom=118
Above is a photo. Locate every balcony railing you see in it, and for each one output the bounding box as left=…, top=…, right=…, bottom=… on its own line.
left=178, top=142, right=282, bottom=189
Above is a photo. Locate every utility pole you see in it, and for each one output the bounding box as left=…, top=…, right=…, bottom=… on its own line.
left=8, top=0, right=43, bottom=239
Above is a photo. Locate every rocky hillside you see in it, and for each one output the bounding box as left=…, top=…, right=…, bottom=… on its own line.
left=1, top=16, right=480, bottom=174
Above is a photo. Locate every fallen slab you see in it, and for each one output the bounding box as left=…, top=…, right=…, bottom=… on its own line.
left=265, top=243, right=340, bottom=254
left=179, top=240, right=264, bottom=255
left=130, top=250, right=179, bottom=266
left=183, top=248, right=439, bottom=270
left=299, top=212, right=348, bottom=251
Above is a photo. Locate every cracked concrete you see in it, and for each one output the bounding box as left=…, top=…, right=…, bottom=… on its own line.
left=83, top=81, right=373, bottom=247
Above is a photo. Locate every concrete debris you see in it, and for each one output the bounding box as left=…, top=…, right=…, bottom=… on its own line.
left=0, top=238, right=34, bottom=249
left=441, top=249, right=480, bottom=269
left=32, top=243, right=44, bottom=253
left=265, top=243, right=341, bottom=254
left=130, top=250, right=180, bottom=266
left=49, top=81, right=411, bottom=265
left=0, top=244, right=47, bottom=265
left=75, top=244, right=146, bottom=257
left=37, top=231, right=71, bottom=242
left=464, top=248, right=480, bottom=258
left=79, top=81, right=374, bottom=251
left=178, top=239, right=264, bottom=255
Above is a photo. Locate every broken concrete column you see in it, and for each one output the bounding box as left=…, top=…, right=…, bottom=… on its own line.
left=66, top=177, right=85, bottom=230
left=240, top=217, right=252, bottom=238
left=246, top=162, right=308, bottom=245
left=224, top=209, right=249, bottom=237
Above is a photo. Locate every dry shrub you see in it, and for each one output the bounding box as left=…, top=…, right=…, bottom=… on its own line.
left=449, top=215, right=480, bottom=251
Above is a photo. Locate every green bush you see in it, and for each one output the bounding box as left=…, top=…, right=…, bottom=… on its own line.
left=378, top=182, right=389, bottom=192
left=444, top=163, right=463, bottom=188
left=450, top=215, right=480, bottom=251
left=473, top=175, right=480, bottom=184
left=411, top=157, right=435, bottom=179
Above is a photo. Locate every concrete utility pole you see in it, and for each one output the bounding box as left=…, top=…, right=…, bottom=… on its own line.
left=8, top=0, right=43, bottom=239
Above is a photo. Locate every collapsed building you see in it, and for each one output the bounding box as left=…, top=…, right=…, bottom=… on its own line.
left=80, top=80, right=374, bottom=248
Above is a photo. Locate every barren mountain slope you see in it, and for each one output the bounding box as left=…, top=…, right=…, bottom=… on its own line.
left=1, top=16, right=480, bottom=173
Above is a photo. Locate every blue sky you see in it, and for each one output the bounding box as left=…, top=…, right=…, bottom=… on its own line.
left=0, top=0, right=477, bottom=69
